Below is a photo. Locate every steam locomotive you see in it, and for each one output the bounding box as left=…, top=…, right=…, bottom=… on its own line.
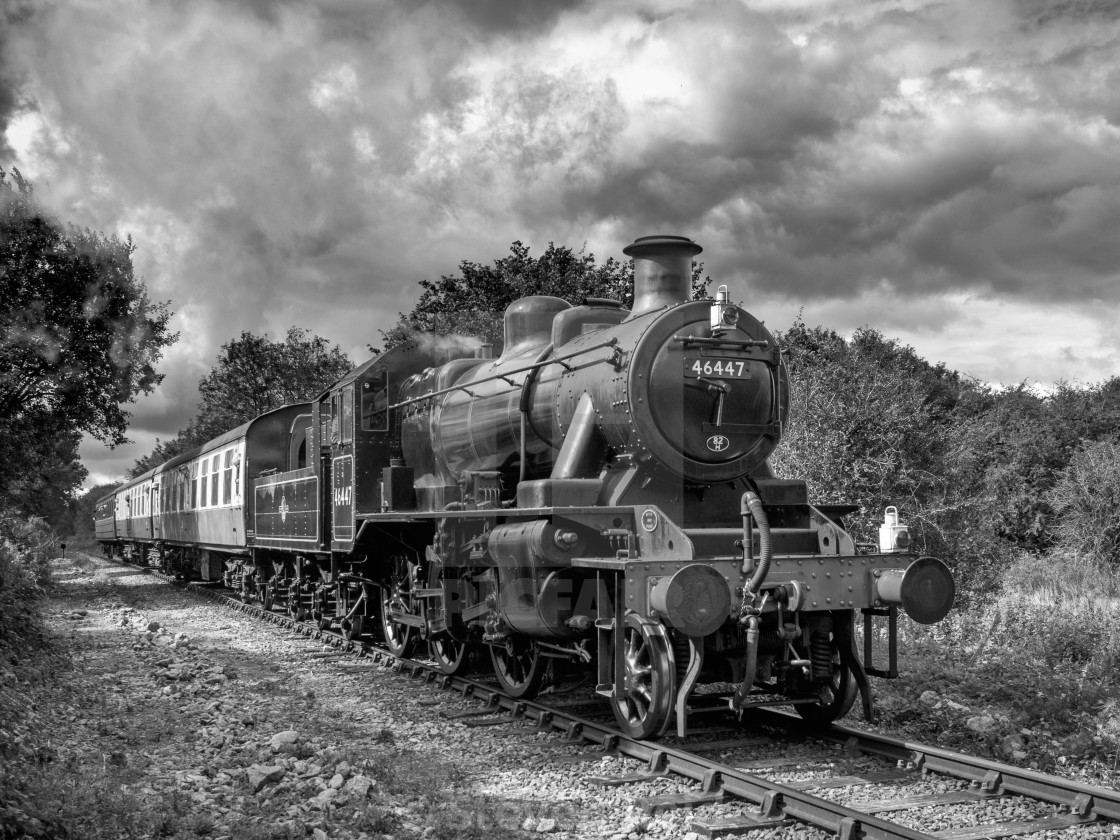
left=96, top=235, right=955, bottom=739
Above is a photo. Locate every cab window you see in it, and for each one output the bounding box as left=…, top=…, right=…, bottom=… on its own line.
left=330, top=393, right=341, bottom=444
left=341, top=385, right=354, bottom=444
left=361, top=370, right=389, bottom=432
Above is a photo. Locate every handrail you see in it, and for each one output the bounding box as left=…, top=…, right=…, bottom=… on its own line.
left=389, top=338, right=619, bottom=411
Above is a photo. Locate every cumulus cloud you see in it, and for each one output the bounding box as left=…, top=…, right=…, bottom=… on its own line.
left=2, top=0, right=1118, bottom=484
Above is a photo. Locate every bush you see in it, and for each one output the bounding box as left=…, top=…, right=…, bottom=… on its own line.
left=0, top=509, right=55, bottom=592
left=1046, top=440, right=1120, bottom=566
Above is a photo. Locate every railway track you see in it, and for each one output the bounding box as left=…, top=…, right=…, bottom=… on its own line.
left=125, top=559, right=1118, bottom=840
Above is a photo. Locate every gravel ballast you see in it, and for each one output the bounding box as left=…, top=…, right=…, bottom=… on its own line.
left=2, top=554, right=1117, bottom=840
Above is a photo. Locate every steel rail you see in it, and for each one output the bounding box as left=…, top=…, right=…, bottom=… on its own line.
left=789, top=713, right=1120, bottom=821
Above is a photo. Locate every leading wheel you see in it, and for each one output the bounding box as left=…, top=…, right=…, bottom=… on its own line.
left=490, top=636, right=546, bottom=698
left=380, top=554, right=419, bottom=657
left=342, top=614, right=364, bottom=642
left=795, top=652, right=857, bottom=725
left=610, top=613, right=674, bottom=740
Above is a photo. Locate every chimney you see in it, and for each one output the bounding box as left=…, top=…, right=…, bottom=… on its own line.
left=623, top=235, right=703, bottom=316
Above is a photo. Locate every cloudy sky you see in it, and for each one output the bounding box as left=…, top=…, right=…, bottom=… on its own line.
left=3, top=0, right=1119, bottom=487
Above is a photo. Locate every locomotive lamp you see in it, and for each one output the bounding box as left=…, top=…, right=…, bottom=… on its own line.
left=878, top=505, right=911, bottom=552
left=710, top=284, right=740, bottom=335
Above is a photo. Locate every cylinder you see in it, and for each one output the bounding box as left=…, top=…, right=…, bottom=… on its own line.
left=622, top=235, right=702, bottom=316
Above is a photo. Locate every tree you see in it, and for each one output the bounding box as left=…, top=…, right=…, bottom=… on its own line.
left=0, top=168, right=176, bottom=447
left=130, top=327, right=352, bottom=475
left=0, top=409, right=87, bottom=523
left=770, top=320, right=981, bottom=574
left=380, top=240, right=712, bottom=352
left=0, top=168, right=176, bottom=518
left=65, top=481, right=121, bottom=539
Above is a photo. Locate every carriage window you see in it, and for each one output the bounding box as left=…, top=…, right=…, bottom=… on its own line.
left=341, top=385, right=354, bottom=444
left=210, top=456, right=220, bottom=506
left=200, top=458, right=209, bottom=508
left=222, top=451, right=233, bottom=505
left=361, top=370, right=389, bottom=432
left=191, top=462, right=199, bottom=509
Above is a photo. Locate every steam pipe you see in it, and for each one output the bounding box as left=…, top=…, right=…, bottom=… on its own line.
left=741, top=491, right=771, bottom=596
left=342, top=588, right=367, bottom=623
left=732, top=491, right=771, bottom=713
left=551, top=392, right=600, bottom=479
left=731, top=614, right=760, bottom=712
left=519, top=343, right=554, bottom=482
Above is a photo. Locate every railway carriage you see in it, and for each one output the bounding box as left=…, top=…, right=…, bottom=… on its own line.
left=100, top=404, right=311, bottom=582
left=99, top=234, right=955, bottom=740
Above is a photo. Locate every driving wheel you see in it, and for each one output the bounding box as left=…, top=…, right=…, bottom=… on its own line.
left=427, top=566, right=475, bottom=676
left=380, top=554, right=419, bottom=657
left=490, top=636, right=546, bottom=698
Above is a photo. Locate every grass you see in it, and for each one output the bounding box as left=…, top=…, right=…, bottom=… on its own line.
left=874, top=549, right=1120, bottom=778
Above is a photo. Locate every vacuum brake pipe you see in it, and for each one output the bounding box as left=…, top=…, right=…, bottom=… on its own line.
left=732, top=490, right=771, bottom=712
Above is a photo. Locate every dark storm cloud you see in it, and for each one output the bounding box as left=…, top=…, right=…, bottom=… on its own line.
left=0, top=0, right=40, bottom=159
left=416, top=0, right=589, bottom=33
left=4, top=0, right=1119, bottom=482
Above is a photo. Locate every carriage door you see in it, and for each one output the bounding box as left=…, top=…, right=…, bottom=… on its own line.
left=331, top=385, right=355, bottom=547
left=151, top=481, right=161, bottom=539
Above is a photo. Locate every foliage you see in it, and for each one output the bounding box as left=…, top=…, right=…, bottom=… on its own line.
left=0, top=508, right=55, bottom=590
left=772, top=317, right=1120, bottom=594
left=379, top=240, right=711, bottom=352
left=1046, top=440, right=1120, bottom=565
left=950, top=379, right=1120, bottom=551
left=0, top=168, right=175, bottom=520
left=130, top=327, right=352, bottom=476
left=66, top=482, right=122, bottom=540
left=771, top=320, right=974, bottom=559
left=0, top=512, right=59, bottom=837
left=0, top=409, right=87, bottom=523
left=876, top=553, right=1120, bottom=775
left=0, top=168, right=176, bottom=447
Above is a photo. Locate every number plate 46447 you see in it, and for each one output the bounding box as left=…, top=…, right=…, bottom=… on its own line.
left=684, top=356, right=751, bottom=379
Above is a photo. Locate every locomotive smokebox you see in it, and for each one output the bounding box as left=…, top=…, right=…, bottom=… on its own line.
left=624, top=235, right=703, bottom=316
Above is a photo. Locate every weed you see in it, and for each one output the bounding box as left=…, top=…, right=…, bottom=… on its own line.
left=876, top=551, right=1120, bottom=777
